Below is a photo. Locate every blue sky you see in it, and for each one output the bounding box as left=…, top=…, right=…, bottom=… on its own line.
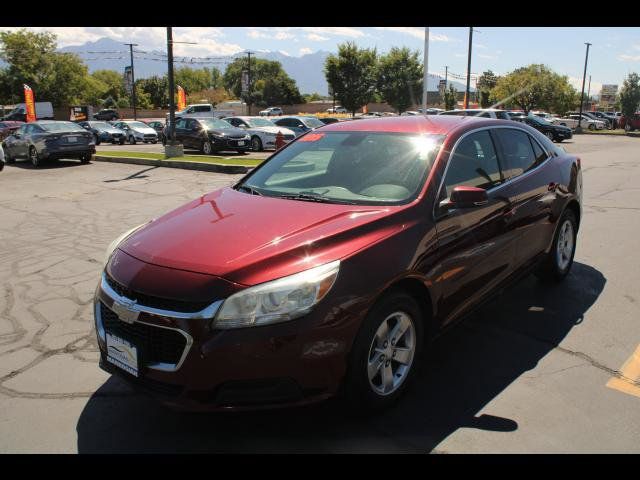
left=4, top=27, right=640, bottom=93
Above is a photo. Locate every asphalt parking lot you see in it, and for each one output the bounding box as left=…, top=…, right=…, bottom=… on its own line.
left=0, top=134, right=639, bottom=453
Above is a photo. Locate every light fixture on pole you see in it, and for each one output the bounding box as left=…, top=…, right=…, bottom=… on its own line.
left=422, top=27, right=429, bottom=113
left=577, top=42, right=592, bottom=132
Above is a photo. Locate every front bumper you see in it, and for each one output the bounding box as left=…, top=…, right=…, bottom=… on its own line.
left=210, top=136, right=251, bottom=152
left=93, top=273, right=358, bottom=411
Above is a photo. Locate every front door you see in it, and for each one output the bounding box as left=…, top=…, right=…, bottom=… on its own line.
left=430, top=128, right=519, bottom=325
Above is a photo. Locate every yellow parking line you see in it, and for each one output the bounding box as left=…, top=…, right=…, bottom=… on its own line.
left=606, top=345, right=640, bottom=398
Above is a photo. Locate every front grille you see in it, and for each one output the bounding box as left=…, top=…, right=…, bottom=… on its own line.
left=228, top=135, right=247, bottom=139
left=101, top=302, right=187, bottom=365
left=105, top=273, right=211, bottom=313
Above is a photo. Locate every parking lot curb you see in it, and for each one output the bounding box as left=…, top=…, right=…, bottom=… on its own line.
left=93, top=155, right=254, bottom=174
left=577, top=131, right=640, bottom=138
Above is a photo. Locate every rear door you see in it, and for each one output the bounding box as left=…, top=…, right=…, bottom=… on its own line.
left=174, top=118, right=189, bottom=145
left=492, top=127, right=558, bottom=267
left=431, top=128, right=520, bottom=325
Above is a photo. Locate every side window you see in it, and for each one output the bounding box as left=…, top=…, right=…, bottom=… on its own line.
left=194, top=105, right=211, bottom=113
left=176, top=119, right=188, bottom=129
left=494, top=129, right=537, bottom=178
left=529, top=136, right=548, bottom=165
left=186, top=107, right=194, bottom=113
left=24, top=124, right=35, bottom=135
left=17, top=124, right=27, bottom=135
left=442, top=130, right=502, bottom=198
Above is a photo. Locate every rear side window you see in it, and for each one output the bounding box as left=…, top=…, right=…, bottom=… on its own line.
left=494, top=129, right=537, bottom=178
left=529, top=136, right=547, bottom=164
left=442, top=130, right=502, bottom=197
left=194, top=106, right=211, bottom=113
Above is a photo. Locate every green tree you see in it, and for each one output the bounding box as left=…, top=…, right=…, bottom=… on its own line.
left=0, top=29, right=96, bottom=107
left=91, top=69, right=126, bottom=102
left=303, top=92, right=323, bottom=102
left=223, top=57, right=302, bottom=107
left=619, top=72, right=640, bottom=118
left=376, top=47, right=423, bottom=113
left=477, top=70, right=499, bottom=108
left=444, top=84, right=457, bottom=110
left=175, top=67, right=218, bottom=95
left=325, top=42, right=378, bottom=116
left=138, top=75, right=169, bottom=108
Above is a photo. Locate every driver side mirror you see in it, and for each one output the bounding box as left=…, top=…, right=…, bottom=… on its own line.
left=439, top=186, right=489, bottom=211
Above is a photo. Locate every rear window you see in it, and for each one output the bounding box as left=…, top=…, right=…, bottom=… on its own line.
left=40, top=122, right=85, bottom=132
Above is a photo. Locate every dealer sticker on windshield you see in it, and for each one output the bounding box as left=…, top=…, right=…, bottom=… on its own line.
left=106, top=332, right=139, bottom=377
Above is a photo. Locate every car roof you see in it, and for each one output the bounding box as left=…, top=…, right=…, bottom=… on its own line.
left=317, top=115, right=511, bottom=135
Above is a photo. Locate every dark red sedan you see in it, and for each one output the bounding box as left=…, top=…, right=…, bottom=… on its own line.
left=95, top=116, right=582, bottom=412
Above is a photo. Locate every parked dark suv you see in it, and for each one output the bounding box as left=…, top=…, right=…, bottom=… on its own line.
left=93, top=109, right=120, bottom=121
left=2, top=120, right=95, bottom=167
left=95, top=116, right=582, bottom=412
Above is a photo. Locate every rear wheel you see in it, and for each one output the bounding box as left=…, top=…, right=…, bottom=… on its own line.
left=545, top=131, right=555, bottom=142
left=344, top=291, right=423, bottom=413
left=535, top=209, right=577, bottom=282
left=80, top=153, right=91, bottom=164
left=251, top=136, right=263, bottom=152
left=29, top=146, right=41, bottom=168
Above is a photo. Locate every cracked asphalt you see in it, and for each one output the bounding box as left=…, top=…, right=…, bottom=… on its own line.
left=0, top=135, right=639, bottom=453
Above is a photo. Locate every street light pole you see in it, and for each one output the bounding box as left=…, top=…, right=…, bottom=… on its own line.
left=577, top=42, right=592, bottom=131
left=587, top=75, right=592, bottom=110
left=465, top=27, right=473, bottom=109
left=124, top=43, right=138, bottom=120
left=247, top=51, right=253, bottom=116
left=166, top=28, right=176, bottom=145
left=422, top=27, right=429, bottom=113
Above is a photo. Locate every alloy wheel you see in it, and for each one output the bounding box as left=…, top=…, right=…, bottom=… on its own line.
left=556, top=219, right=575, bottom=271
left=367, top=311, right=416, bottom=396
left=29, top=147, right=40, bottom=167
left=203, top=141, right=213, bottom=155
left=251, top=136, right=262, bottom=152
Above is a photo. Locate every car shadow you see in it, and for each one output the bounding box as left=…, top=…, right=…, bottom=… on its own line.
left=76, top=262, right=605, bottom=453
left=7, top=159, right=88, bottom=169
left=103, top=166, right=159, bottom=183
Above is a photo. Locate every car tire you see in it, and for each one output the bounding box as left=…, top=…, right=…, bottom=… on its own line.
left=80, top=153, right=91, bottom=164
left=344, top=290, right=424, bottom=414
left=588, top=123, right=595, bottom=130
left=152, top=139, right=158, bottom=144
left=161, top=136, right=167, bottom=146
left=3, top=145, right=15, bottom=164
left=251, top=136, right=263, bottom=152
left=535, top=209, right=578, bottom=283
left=94, top=134, right=101, bottom=146
left=119, top=138, right=126, bottom=145
left=202, top=140, right=213, bottom=155
left=545, top=131, right=555, bottom=142
left=29, top=146, right=41, bottom=168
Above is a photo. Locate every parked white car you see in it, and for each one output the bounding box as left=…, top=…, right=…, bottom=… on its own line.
left=326, top=106, right=347, bottom=114
left=222, top=116, right=296, bottom=151
left=259, top=107, right=283, bottom=116
left=112, top=120, right=158, bottom=144
left=172, top=103, right=234, bottom=120
left=556, top=114, right=605, bottom=130
left=439, top=108, right=512, bottom=119
left=532, top=111, right=561, bottom=123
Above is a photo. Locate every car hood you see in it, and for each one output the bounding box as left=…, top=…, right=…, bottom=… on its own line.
left=118, top=187, right=412, bottom=286
left=250, top=126, right=295, bottom=135
left=101, top=128, right=125, bottom=134
left=132, top=127, right=157, bottom=134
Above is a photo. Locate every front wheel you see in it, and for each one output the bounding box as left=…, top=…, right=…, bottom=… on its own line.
left=251, top=136, right=263, bottom=152
left=151, top=139, right=158, bottom=144
left=129, top=136, right=136, bottom=145
left=29, top=146, right=41, bottom=168
left=588, top=123, right=595, bottom=130
left=202, top=140, right=213, bottom=155
left=344, top=291, right=423, bottom=413
left=535, top=209, right=577, bottom=282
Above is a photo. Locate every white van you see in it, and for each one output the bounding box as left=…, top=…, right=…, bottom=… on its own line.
left=3, top=102, right=54, bottom=121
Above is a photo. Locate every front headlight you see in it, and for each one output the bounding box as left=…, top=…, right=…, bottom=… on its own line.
left=104, top=222, right=148, bottom=265
left=213, top=260, right=340, bottom=329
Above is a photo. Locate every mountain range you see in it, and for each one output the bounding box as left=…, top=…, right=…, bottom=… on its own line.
left=56, top=37, right=474, bottom=96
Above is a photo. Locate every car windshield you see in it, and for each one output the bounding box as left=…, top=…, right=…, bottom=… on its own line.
left=527, top=115, right=552, bottom=126
left=301, top=117, right=325, bottom=128
left=40, top=122, right=85, bottom=132
left=201, top=118, right=233, bottom=129
left=90, top=122, right=111, bottom=129
left=246, top=118, right=276, bottom=127
left=238, top=132, right=445, bottom=205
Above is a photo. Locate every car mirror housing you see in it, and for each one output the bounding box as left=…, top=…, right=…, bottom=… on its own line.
left=447, top=186, right=489, bottom=209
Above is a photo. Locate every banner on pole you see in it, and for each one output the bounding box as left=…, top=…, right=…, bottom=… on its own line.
left=177, top=86, right=187, bottom=111
left=123, top=66, right=133, bottom=95
left=23, top=84, right=36, bottom=122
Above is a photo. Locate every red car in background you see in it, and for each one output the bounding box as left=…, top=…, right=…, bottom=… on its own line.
left=0, top=120, right=24, bottom=141
left=95, top=116, right=583, bottom=413
left=619, top=112, right=640, bottom=132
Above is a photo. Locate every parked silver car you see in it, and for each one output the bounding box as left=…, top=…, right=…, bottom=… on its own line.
left=112, top=121, right=158, bottom=144
left=223, top=116, right=296, bottom=151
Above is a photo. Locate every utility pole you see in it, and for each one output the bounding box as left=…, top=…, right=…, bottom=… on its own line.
left=422, top=27, right=429, bottom=113
left=465, top=27, right=473, bottom=109
left=587, top=75, right=592, bottom=110
left=166, top=29, right=175, bottom=145
left=247, top=51, right=253, bottom=115
left=124, top=43, right=138, bottom=120
left=577, top=42, right=592, bottom=131
left=444, top=66, right=448, bottom=89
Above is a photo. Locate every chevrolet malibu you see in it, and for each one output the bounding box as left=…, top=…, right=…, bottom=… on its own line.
left=95, top=116, right=582, bottom=412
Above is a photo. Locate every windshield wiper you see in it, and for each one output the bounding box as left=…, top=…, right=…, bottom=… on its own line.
left=235, top=184, right=263, bottom=196
left=274, top=192, right=357, bottom=205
